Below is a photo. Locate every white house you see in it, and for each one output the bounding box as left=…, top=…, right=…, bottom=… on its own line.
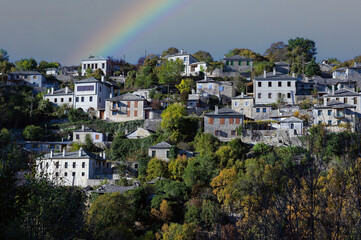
left=43, top=87, right=74, bottom=107
left=254, top=70, right=298, bottom=105
left=36, top=148, right=113, bottom=187
left=81, top=56, right=110, bottom=76
left=7, top=71, right=50, bottom=87
left=280, top=117, right=303, bottom=136
left=46, top=68, right=59, bottom=76
left=163, top=50, right=199, bottom=76
left=322, top=89, right=361, bottom=114
left=148, top=141, right=173, bottom=161
left=73, top=125, right=105, bottom=143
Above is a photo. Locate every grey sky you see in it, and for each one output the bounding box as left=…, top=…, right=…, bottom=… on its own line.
left=1, top=0, right=360, bottom=65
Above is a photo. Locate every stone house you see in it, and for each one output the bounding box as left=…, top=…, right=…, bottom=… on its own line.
left=223, top=55, right=253, bottom=72
left=254, top=70, right=298, bottom=105
left=36, top=148, right=113, bottom=187
left=196, top=77, right=236, bottom=104
left=280, top=117, right=304, bottom=136
left=204, top=107, right=244, bottom=141
left=313, top=100, right=356, bottom=132
left=105, top=93, right=147, bottom=122
left=126, top=127, right=153, bottom=139
left=252, top=104, right=273, bottom=120
left=231, top=93, right=253, bottom=118
left=322, top=89, right=361, bottom=114
left=163, top=50, right=199, bottom=76
left=73, top=125, right=104, bottom=143
left=148, top=141, right=172, bottom=161
left=81, top=56, right=111, bottom=76
left=7, top=71, right=56, bottom=88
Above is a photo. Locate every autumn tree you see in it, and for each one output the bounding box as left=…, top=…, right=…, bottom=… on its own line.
left=192, top=50, right=213, bottom=63
left=161, top=47, right=179, bottom=57
left=226, top=48, right=268, bottom=62
left=264, top=41, right=288, bottom=62
left=160, top=103, right=187, bottom=142
left=146, top=157, right=169, bottom=181
left=168, top=155, right=188, bottom=181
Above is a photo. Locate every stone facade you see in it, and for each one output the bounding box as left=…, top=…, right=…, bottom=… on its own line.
left=148, top=141, right=172, bottom=161
left=279, top=117, right=304, bottom=136
left=223, top=55, right=253, bottom=72
left=231, top=93, right=253, bottom=118
left=73, top=125, right=104, bottom=143
left=196, top=78, right=236, bottom=104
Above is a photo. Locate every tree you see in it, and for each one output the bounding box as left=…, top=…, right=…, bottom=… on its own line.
left=305, top=59, right=321, bottom=76
left=23, top=125, right=44, bottom=140
left=192, top=50, right=213, bottom=63
left=160, top=103, right=187, bottom=141
left=68, top=108, right=88, bottom=123
left=168, top=155, right=188, bottom=181
left=15, top=58, right=37, bottom=71
left=151, top=199, right=173, bottom=223
left=158, top=222, right=197, bottom=240
left=161, top=47, right=179, bottom=57
left=226, top=48, right=268, bottom=62
left=0, top=49, right=9, bottom=62
left=288, top=37, right=317, bottom=62
left=156, top=59, right=184, bottom=93
left=175, top=78, right=193, bottom=93
left=146, top=157, right=169, bottom=181
left=193, top=132, right=220, bottom=156
left=211, top=167, right=238, bottom=206
left=264, top=41, right=288, bottom=62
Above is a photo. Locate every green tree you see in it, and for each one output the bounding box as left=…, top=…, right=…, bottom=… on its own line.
left=0, top=49, right=9, bottom=62
left=288, top=37, right=317, bottom=62
left=15, top=58, right=37, bottom=71
left=146, top=157, right=169, bottom=181
left=175, top=78, right=193, bottom=93
left=168, top=155, right=188, bottom=181
left=23, top=125, right=44, bottom=140
left=192, top=50, right=213, bottom=63
left=305, top=59, right=321, bottom=76
left=264, top=41, right=288, bottom=62
left=156, top=59, right=184, bottom=95
left=160, top=103, right=187, bottom=141
left=226, top=48, right=268, bottom=62
left=161, top=47, right=179, bottom=57
left=68, top=108, right=88, bottom=123
left=193, top=132, right=220, bottom=156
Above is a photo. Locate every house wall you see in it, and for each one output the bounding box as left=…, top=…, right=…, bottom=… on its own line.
left=231, top=98, right=253, bottom=118
left=313, top=108, right=355, bottom=128
left=44, top=94, right=74, bottom=107
left=280, top=122, right=303, bottom=135
left=148, top=148, right=170, bottom=161
left=105, top=100, right=145, bottom=122
left=204, top=115, right=243, bottom=140
left=196, top=82, right=235, bottom=103
left=223, top=59, right=252, bottom=72
left=254, top=79, right=296, bottom=105
left=323, top=95, right=361, bottom=114
left=73, top=131, right=103, bottom=143
left=81, top=59, right=110, bottom=76
left=252, top=106, right=272, bottom=120
left=74, top=81, right=112, bottom=112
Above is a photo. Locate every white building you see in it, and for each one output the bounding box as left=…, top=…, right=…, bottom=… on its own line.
left=7, top=71, right=50, bottom=87
left=164, top=50, right=199, bottom=76
left=148, top=141, right=173, bottom=161
left=73, top=125, right=105, bottom=143
left=254, top=70, right=298, bottom=105
left=36, top=148, right=113, bottom=187
left=279, top=117, right=303, bottom=136
left=46, top=68, right=59, bottom=76
left=43, top=87, right=74, bottom=107
left=81, top=56, right=110, bottom=76
left=322, top=89, right=361, bottom=114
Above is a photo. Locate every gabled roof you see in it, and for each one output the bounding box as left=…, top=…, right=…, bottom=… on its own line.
left=82, top=56, right=107, bottom=61
left=76, top=77, right=113, bottom=86
left=43, top=87, right=73, bottom=96
left=107, top=93, right=145, bottom=101
left=324, top=89, right=361, bottom=97
left=280, top=117, right=303, bottom=123
left=254, top=72, right=298, bottom=80
left=149, top=141, right=172, bottom=149
left=205, top=107, right=244, bottom=116
left=9, top=71, right=42, bottom=75
left=93, top=184, right=138, bottom=194
left=223, top=55, right=252, bottom=61
left=41, top=149, right=104, bottom=160
left=314, top=99, right=356, bottom=109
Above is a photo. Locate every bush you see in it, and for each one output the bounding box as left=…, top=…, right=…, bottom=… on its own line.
left=23, top=125, right=44, bottom=140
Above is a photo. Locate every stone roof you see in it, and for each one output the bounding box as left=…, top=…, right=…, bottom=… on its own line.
left=107, top=93, right=145, bottom=102
left=41, top=149, right=104, bottom=160
left=149, top=141, right=172, bottom=149
left=223, top=55, right=252, bottom=61
left=205, top=107, right=244, bottom=116
left=275, top=61, right=289, bottom=66
left=43, top=87, right=73, bottom=96
left=73, top=126, right=96, bottom=133
left=92, top=184, right=138, bottom=194
left=82, top=56, right=107, bottom=61
left=324, top=89, right=361, bottom=97
left=280, top=117, right=303, bottom=123
left=254, top=72, right=298, bottom=80
left=325, top=78, right=356, bottom=85
left=232, top=93, right=252, bottom=99
left=314, top=99, right=356, bottom=109
left=76, top=77, right=113, bottom=86
left=9, top=71, right=42, bottom=75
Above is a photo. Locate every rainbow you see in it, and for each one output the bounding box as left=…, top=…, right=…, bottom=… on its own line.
left=69, top=0, right=196, bottom=64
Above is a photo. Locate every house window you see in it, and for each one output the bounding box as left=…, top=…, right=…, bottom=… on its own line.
left=231, top=130, right=237, bottom=136
left=83, top=64, right=86, bottom=69
left=231, top=61, right=234, bottom=66
left=118, top=102, right=121, bottom=107
left=219, top=86, right=224, bottom=92
left=287, top=81, right=291, bottom=87
left=328, top=120, right=332, bottom=126
left=256, top=108, right=260, bottom=112
left=278, top=82, right=282, bottom=87
left=290, top=123, right=294, bottom=129
left=102, top=63, right=105, bottom=68
left=208, top=118, right=214, bottom=124
left=328, top=110, right=332, bottom=116
left=354, top=97, right=358, bottom=104
left=268, top=82, right=272, bottom=87
left=238, top=61, right=242, bottom=66
left=318, top=110, right=322, bottom=116
left=127, top=110, right=130, bottom=116
left=95, top=134, right=99, bottom=140
left=318, top=121, right=322, bottom=125
left=76, top=134, right=79, bottom=140
left=215, top=130, right=220, bottom=136
left=344, top=98, right=347, bottom=103
left=268, top=93, right=272, bottom=99
left=76, top=97, right=79, bottom=102
left=287, top=93, right=291, bottom=98
left=113, top=103, right=116, bottom=109
left=245, top=102, right=249, bottom=106
left=152, top=151, right=156, bottom=157
left=65, top=172, right=68, bottom=176
left=336, top=98, right=340, bottom=101
left=69, top=98, right=72, bottom=102
left=134, top=101, right=138, bottom=108
left=55, top=172, right=59, bottom=177
left=127, top=101, right=130, bottom=107
left=95, top=64, right=98, bottom=69
left=82, top=162, right=85, bottom=168
left=61, top=98, right=64, bottom=102
left=89, top=96, right=93, bottom=102
left=81, top=97, right=84, bottom=102
left=258, top=82, right=262, bottom=87
left=77, top=85, right=94, bottom=91
left=73, top=162, right=76, bottom=168
left=226, top=61, right=229, bottom=65
left=229, top=118, right=234, bottom=124
left=91, top=64, right=94, bottom=69
left=72, top=172, right=75, bottom=176
left=54, top=98, right=57, bottom=103
left=247, top=61, right=250, bottom=66
left=99, top=87, right=102, bottom=92
left=263, top=108, right=266, bottom=113
left=82, top=172, right=85, bottom=176
left=65, top=162, right=68, bottom=168
left=33, top=76, right=36, bottom=79
left=220, top=118, right=225, bottom=125
left=258, top=93, right=261, bottom=99
left=198, top=84, right=202, bottom=89
left=166, top=151, right=170, bottom=158
left=55, top=162, right=59, bottom=168
left=134, top=110, right=138, bottom=117
left=99, top=97, right=101, bottom=102
left=337, top=120, right=341, bottom=125
left=112, top=111, right=117, bottom=116
left=234, top=102, right=239, bottom=106
left=208, top=84, right=212, bottom=90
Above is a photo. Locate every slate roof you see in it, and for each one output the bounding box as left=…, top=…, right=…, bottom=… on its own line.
left=324, top=89, right=361, bottom=97
left=205, top=107, right=244, bottom=116
left=254, top=72, right=298, bottom=80
left=76, top=77, right=113, bottom=86
left=73, top=126, right=96, bottom=133
left=314, top=99, right=356, bottom=109
left=43, top=87, right=73, bottom=96
left=93, top=184, right=138, bottom=194
left=280, top=117, right=303, bottom=123
left=325, top=78, right=356, bottom=85
left=149, top=141, right=172, bottom=149
left=223, top=55, right=252, bottom=61
left=9, top=71, right=42, bottom=75
left=107, top=93, right=145, bottom=101
left=41, top=149, right=104, bottom=160
left=232, top=94, right=252, bottom=99
left=82, top=56, right=107, bottom=61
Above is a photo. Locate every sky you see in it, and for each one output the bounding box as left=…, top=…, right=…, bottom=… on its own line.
left=0, top=0, right=361, bottom=66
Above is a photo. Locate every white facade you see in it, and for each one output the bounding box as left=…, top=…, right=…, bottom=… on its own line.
left=280, top=117, right=303, bottom=136
left=36, top=149, right=112, bottom=187
left=7, top=71, right=49, bottom=87
left=164, top=50, right=198, bottom=76
left=254, top=71, right=297, bottom=105
left=73, top=125, right=104, bottom=143
left=81, top=56, right=110, bottom=76
left=189, top=62, right=208, bottom=76
left=43, top=87, right=74, bottom=107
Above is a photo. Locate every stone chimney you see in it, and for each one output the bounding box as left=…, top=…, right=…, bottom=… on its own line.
left=292, top=72, right=296, bottom=78
left=50, top=149, right=54, bottom=158
left=354, top=61, right=357, bottom=67
left=273, top=67, right=276, bottom=75
left=79, top=147, right=83, bottom=157
left=215, top=105, right=219, bottom=114
left=82, top=124, right=85, bottom=130
left=65, top=86, right=69, bottom=94
left=241, top=92, right=244, bottom=98
left=180, top=49, right=184, bottom=54
left=62, top=148, right=66, bottom=157
left=51, top=87, right=54, bottom=94
left=47, top=88, right=50, bottom=94
left=101, top=76, right=105, bottom=82
left=263, top=70, right=267, bottom=78
left=103, top=151, right=106, bottom=160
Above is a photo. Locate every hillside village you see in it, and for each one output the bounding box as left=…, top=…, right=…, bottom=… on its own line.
left=3, top=40, right=361, bottom=239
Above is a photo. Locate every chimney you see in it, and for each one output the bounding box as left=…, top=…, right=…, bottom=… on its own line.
left=354, top=61, right=357, bottom=67
left=109, top=93, right=113, bottom=98
left=65, top=86, right=69, bottom=94
left=82, top=124, right=85, bottom=130
left=180, top=49, right=184, bottom=54
left=292, top=72, right=296, bottom=78
left=215, top=105, right=219, bottom=114
left=204, top=75, right=207, bottom=81
left=99, top=152, right=103, bottom=157
left=273, top=67, right=276, bottom=75
left=101, top=76, right=105, bottom=82
left=62, top=148, right=66, bottom=157
left=79, top=147, right=83, bottom=157
left=124, top=129, right=128, bottom=135
left=103, top=151, right=106, bottom=160
left=332, top=85, right=335, bottom=95
left=241, top=92, right=244, bottom=98
left=51, top=87, right=54, bottom=94
left=263, top=70, right=267, bottom=78
left=47, top=88, right=50, bottom=94
left=191, top=89, right=195, bottom=94
left=50, top=149, right=54, bottom=158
